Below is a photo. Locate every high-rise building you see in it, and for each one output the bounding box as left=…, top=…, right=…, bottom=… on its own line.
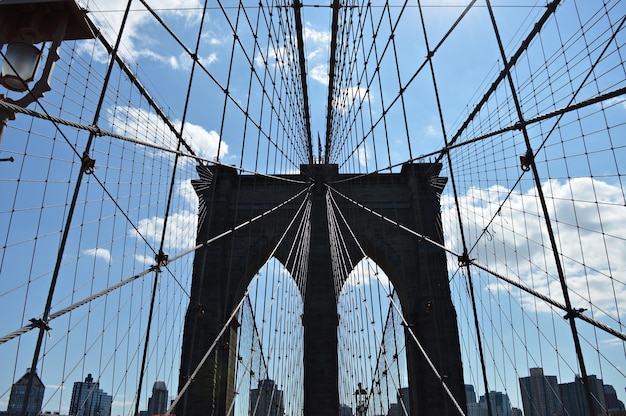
left=465, top=385, right=477, bottom=404
left=396, top=387, right=410, bottom=416
left=387, top=403, right=399, bottom=416
left=69, top=374, right=112, bottom=416
left=147, top=382, right=168, bottom=416
left=519, top=367, right=562, bottom=416
left=6, top=369, right=45, bottom=416
left=339, top=403, right=353, bottom=416
left=249, top=379, right=284, bottom=416
left=560, top=374, right=607, bottom=416
left=479, top=391, right=512, bottom=416
left=604, top=384, right=626, bottom=412
left=511, top=408, right=523, bottom=416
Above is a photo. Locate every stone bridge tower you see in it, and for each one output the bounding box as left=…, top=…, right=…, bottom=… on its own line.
left=177, top=163, right=466, bottom=415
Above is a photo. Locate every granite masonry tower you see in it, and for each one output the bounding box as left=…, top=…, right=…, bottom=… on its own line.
left=178, top=163, right=466, bottom=415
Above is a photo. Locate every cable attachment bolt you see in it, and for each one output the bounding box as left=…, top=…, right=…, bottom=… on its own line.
left=195, top=302, right=205, bottom=316
left=519, top=149, right=533, bottom=172
left=81, top=151, right=95, bottom=174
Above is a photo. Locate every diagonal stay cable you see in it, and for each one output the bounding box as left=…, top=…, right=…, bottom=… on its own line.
left=324, top=0, right=341, bottom=164
left=0, top=185, right=311, bottom=346
left=435, top=0, right=561, bottom=163
left=327, top=184, right=626, bottom=343
left=293, top=0, right=314, bottom=164
left=0, top=98, right=308, bottom=185
left=325, top=185, right=466, bottom=416
left=136, top=0, right=303, bottom=167
left=327, top=190, right=405, bottom=407
left=329, top=84, right=626, bottom=186
left=166, top=185, right=311, bottom=415
left=336, top=0, right=477, bottom=167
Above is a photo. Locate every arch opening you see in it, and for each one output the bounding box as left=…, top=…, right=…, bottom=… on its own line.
left=337, top=258, right=409, bottom=416
left=233, top=257, right=304, bottom=416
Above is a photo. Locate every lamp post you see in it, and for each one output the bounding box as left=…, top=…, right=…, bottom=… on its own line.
left=0, top=0, right=94, bottom=149
left=355, top=382, right=368, bottom=416
left=2, top=3, right=95, bottom=414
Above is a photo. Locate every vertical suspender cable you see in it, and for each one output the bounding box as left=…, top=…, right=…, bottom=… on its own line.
left=132, top=0, right=210, bottom=414
left=20, top=2, right=135, bottom=415
left=482, top=1, right=595, bottom=415
left=414, top=0, right=492, bottom=413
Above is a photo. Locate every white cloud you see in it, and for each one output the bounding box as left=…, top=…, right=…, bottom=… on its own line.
left=304, top=25, right=330, bottom=44
left=333, top=86, right=369, bottom=113
left=303, top=25, right=330, bottom=64
left=256, top=45, right=296, bottom=72
left=443, top=178, right=626, bottom=319
left=182, top=122, right=228, bottom=161
left=200, top=52, right=218, bottom=66
left=604, top=96, right=626, bottom=110
left=177, top=179, right=199, bottom=210
left=202, top=31, right=226, bottom=46
left=83, top=248, right=112, bottom=263
left=107, top=105, right=228, bottom=162
left=132, top=210, right=198, bottom=252
left=86, top=0, right=203, bottom=66
left=310, top=64, right=329, bottom=85
left=357, top=143, right=369, bottom=167
left=134, top=253, right=154, bottom=265
left=425, top=124, right=439, bottom=137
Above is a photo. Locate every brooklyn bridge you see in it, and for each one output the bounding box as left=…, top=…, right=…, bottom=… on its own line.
left=0, top=1, right=624, bottom=415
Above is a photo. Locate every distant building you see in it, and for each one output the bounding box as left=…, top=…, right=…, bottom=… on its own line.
left=511, top=408, right=523, bottom=416
left=560, top=374, right=606, bottom=416
left=147, top=382, right=168, bottom=416
left=479, top=391, right=512, bottom=416
left=605, top=384, right=626, bottom=412
left=249, top=379, right=284, bottom=416
left=519, top=367, right=562, bottom=416
left=338, top=403, right=353, bottom=416
left=465, top=385, right=477, bottom=404
left=396, top=387, right=409, bottom=416
left=6, top=370, right=45, bottom=416
left=467, top=402, right=488, bottom=416
left=69, top=374, right=112, bottom=416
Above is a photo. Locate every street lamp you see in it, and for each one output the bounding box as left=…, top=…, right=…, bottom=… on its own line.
left=355, top=382, right=368, bottom=416
left=0, top=0, right=94, bottom=148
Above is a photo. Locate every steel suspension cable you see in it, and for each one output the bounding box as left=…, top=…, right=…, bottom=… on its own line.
left=166, top=185, right=311, bottom=415
left=483, top=2, right=594, bottom=414
left=325, top=186, right=466, bottom=415
left=327, top=183, right=626, bottom=343
left=327, top=190, right=408, bottom=413
left=414, top=0, right=493, bottom=412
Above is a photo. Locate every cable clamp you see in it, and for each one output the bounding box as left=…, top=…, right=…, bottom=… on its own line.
left=155, top=251, right=169, bottom=267
left=458, top=252, right=472, bottom=267
left=563, top=308, right=587, bottom=320
left=29, top=318, right=51, bottom=333
left=81, top=151, right=96, bottom=174
left=519, top=149, right=533, bottom=172
left=91, top=125, right=104, bottom=137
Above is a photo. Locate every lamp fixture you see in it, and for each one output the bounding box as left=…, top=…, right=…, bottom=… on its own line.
left=0, top=0, right=95, bottom=146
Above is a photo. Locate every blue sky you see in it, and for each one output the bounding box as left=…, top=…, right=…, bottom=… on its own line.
left=1, top=0, right=625, bottom=415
